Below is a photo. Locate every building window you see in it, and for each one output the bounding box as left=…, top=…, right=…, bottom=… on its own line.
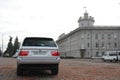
left=102, top=34, right=104, bottom=39
left=87, top=43, right=90, bottom=48
left=96, top=43, right=98, bottom=47
left=108, top=42, right=111, bottom=48
left=108, top=34, right=111, bottom=39
left=114, top=43, right=117, bottom=48
left=119, top=52, right=120, bottom=55
left=95, top=52, right=99, bottom=57
left=95, top=34, right=98, bottom=39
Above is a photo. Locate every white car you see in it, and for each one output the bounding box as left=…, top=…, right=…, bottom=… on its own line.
left=102, top=51, right=120, bottom=62
left=17, top=37, right=60, bottom=76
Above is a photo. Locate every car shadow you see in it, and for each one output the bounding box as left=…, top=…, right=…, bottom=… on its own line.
left=27, top=70, right=51, bottom=75
left=17, top=70, right=55, bottom=77
left=16, top=70, right=55, bottom=80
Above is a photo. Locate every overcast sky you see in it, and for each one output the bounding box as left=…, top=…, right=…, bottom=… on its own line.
left=0, top=0, right=120, bottom=51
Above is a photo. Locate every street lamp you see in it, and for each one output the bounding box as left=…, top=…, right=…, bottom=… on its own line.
left=2, top=34, right=4, bottom=55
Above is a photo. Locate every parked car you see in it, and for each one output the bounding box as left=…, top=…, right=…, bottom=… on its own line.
left=12, top=50, right=19, bottom=58
left=102, top=51, right=120, bottom=62
left=17, top=37, right=60, bottom=76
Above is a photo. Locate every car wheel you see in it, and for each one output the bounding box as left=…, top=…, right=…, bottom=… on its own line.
left=17, top=65, right=23, bottom=76
left=112, top=59, right=116, bottom=62
left=51, top=66, right=59, bottom=75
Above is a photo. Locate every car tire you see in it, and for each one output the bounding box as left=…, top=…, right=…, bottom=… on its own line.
left=17, top=65, right=23, bottom=76
left=112, top=59, right=116, bottom=62
left=51, top=65, right=59, bottom=75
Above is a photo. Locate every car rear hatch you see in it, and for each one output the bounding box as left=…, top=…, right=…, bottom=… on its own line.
left=18, top=47, right=60, bottom=64
left=17, top=37, right=60, bottom=64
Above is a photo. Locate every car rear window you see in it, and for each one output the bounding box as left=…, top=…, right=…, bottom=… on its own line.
left=22, top=37, right=57, bottom=47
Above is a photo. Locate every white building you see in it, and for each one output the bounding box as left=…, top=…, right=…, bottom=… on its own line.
left=56, top=12, right=120, bottom=58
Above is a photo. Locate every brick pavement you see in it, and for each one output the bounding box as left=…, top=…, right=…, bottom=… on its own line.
left=55, top=59, right=120, bottom=80
left=0, top=57, right=120, bottom=80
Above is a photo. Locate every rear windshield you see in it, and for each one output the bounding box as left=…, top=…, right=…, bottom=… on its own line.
left=22, top=37, right=57, bottom=47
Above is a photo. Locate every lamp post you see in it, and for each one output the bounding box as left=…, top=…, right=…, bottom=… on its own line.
left=2, top=34, right=4, bottom=56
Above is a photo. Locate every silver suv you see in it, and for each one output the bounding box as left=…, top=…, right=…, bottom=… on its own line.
left=17, top=37, right=60, bottom=76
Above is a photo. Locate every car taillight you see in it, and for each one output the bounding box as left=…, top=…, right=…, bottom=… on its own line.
left=51, top=51, right=60, bottom=56
left=19, top=51, right=29, bottom=56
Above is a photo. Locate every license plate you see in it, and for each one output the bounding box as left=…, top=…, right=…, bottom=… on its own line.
left=32, top=51, right=46, bottom=55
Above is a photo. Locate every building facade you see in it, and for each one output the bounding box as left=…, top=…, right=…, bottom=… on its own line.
left=56, top=12, right=120, bottom=58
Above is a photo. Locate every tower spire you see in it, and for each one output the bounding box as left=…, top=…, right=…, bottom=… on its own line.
left=83, top=6, right=87, bottom=13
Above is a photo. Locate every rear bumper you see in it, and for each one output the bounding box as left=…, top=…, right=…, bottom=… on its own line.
left=18, top=64, right=58, bottom=70
left=17, top=57, right=60, bottom=64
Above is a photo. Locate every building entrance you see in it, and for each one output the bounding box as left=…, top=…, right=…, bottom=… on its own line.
left=80, top=49, right=86, bottom=58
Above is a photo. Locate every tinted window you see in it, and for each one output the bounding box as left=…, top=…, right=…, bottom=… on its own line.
left=23, top=37, right=57, bottom=47
left=109, top=53, right=117, bottom=56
